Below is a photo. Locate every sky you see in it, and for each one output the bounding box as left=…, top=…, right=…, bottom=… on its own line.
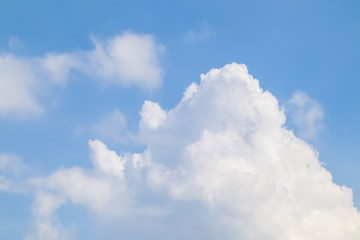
left=0, top=0, right=360, bottom=239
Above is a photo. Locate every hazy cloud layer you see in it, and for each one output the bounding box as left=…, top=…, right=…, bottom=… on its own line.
left=0, top=32, right=164, bottom=119
left=12, top=63, right=360, bottom=239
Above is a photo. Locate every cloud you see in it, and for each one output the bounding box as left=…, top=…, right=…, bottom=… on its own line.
left=26, top=192, right=69, bottom=240
left=26, top=140, right=163, bottom=238
left=89, top=139, right=127, bottom=179
left=184, top=30, right=211, bottom=43
left=28, top=140, right=132, bottom=216
left=286, top=90, right=324, bottom=140
left=0, top=32, right=164, bottom=119
left=0, top=152, right=28, bottom=175
left=133, top=63, right=360, bottom=239
left=23, top=63, right=360, bottom=239
left=0, top=55, right=44, bottom=118
left=184, top=22, right=212, bottom=43
left=0, top=152, right=28, bottom=192
left=139, top=101, right=167, bottom=130
left=88, top=33, right=164, bottom=88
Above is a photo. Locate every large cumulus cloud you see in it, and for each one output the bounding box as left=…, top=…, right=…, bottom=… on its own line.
left=26, top=63, right=360, bottom=239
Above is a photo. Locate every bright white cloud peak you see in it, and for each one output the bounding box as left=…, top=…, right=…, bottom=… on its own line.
left=0, top=32, right=164, bottom=118
left=27, top=63, right=360, bottom=239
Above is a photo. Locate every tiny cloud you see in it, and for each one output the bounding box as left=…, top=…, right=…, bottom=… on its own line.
left=184, top=22, right=212, bottom=43
left=184, top=29, right=211, bottom=43
left=20, top=63, right=360, bottom=239
left=0, top=32, right=165, bottom=119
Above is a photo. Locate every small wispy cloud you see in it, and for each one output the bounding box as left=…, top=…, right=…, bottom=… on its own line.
left=0, top=152, right=29, bottom=193
left=184, top=29, right=211, bottom=43
left=286, top=90, right=324, bottom=140
left=184, top=22, right=212, bottom=43
left=8, top=36, right=23, bottom=50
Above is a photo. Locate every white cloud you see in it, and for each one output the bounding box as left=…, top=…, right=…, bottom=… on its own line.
left=24, top=63, right=360, bottom=239
left=0, top=152, right=28, bottom=192
left=0, top=55, right=44, bottom=118
left=139, top=101, right=167, bottom=130
left=88, top=32, right=164, bottom=89
left=0, top=152, right=28, bottom=175
left=26, top=140, right=154, bottom=238
left=286, top=90, right=324, bottom=140
left=26, top=192, right=69, bottom=240
left=136, top=63, right=360, bottom=239
left=0, top=32, right=164, bottom=119
left=28, top=142, right=133, bottom=217
left=181, top=82, right=198, bottom=101
left=40, top=53, right=80, bottom=86
left=89, top=139, right=127, bottom=179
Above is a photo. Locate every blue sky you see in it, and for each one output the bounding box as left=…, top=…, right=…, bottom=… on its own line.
left=1, top=0, right=360, bottom=239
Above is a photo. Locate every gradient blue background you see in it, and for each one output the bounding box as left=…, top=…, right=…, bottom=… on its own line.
left=0, top=0, right=359, bottom=239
